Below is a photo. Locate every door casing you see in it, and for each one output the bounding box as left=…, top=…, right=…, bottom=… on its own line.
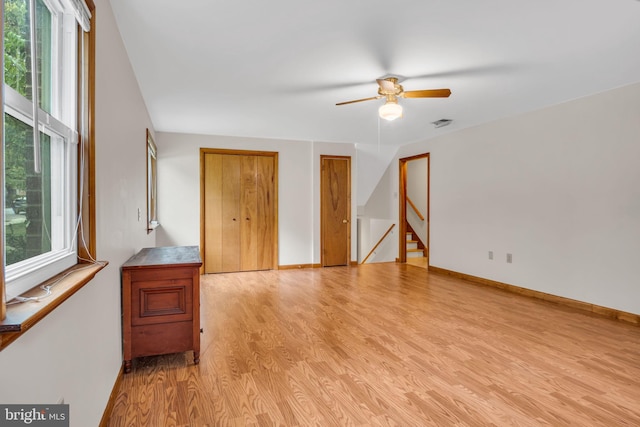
left=399, top=153, right=430, bottom=264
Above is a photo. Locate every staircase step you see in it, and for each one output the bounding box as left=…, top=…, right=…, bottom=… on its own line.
left=407, top=249, right=424, bottom=258
left=406, top=241, right=418, bottom=250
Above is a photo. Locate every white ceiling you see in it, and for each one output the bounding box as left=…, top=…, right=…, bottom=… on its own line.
left=108, top=0, right=640, bottom=147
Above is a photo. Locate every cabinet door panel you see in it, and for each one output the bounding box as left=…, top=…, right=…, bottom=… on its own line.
left=131, top=278, right=193, bottom=326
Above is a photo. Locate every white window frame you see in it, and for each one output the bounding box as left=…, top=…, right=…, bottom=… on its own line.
left=3, top=0, right=80, bottom=300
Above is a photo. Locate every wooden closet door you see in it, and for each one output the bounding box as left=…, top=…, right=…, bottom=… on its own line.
left=240, top=155, right=275, bottom=270
left=255, top=155, right=275, bottom=270
left=240, top=155, right=258, bottom=271
left=203, top=154, right=223, bottom=273
left=202, top=150, right=277, bottom=274
left=221, top=155, right=241, bottom=272
left=203, top=153, right=241, bottom=273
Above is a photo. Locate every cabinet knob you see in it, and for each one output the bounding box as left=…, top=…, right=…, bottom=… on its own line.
left=232, top=218, right=236, bottom=221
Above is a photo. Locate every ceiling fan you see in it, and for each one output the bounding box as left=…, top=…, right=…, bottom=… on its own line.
left=336, top=77, right=451, bottom=121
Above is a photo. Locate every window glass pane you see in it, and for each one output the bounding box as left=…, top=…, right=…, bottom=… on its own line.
left=4, top=113, right=52, bottom=265
left=3, top=0, right=31, bottom=99
left=36, top=0, right=52, bottom=113
left=3, top=0, right=52, bottom=112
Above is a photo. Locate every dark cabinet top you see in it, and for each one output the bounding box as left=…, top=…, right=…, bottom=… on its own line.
left=122, top=246, right=202, bottom=269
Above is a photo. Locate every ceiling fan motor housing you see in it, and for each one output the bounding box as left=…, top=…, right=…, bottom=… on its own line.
left=378, top=77, right=403, bottom=98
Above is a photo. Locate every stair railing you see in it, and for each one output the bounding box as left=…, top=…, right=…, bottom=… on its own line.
left=361, top=223, right=396, bottom=264
left=406, top=196, right=425, bottom=221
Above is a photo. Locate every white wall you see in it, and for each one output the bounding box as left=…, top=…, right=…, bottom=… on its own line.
left=358, top=217, right=397, bottom=263
left=0, top=1, right=156, bottom=425
left=155, top=134, right=357, bottom=266
left=359, top=160, right=396, bottom=220
left=394, top=82, right=640, bottom=315
left=358, top=162, right=398, bottom=262
left=355, top=143, right=398, bottom=207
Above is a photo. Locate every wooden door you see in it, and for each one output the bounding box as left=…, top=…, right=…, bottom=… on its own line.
left=202, top=150, right=277, bottom=273
left=321, top=156, right=351, bottom=267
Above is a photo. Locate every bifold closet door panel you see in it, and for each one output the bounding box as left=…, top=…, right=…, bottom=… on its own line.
left=255, top=155, right=275, bottom=270
left=240, top=155, right=258, bottom=271
left=203, top=153, right=223, bottom=274
left=222, top=155, right=241, bottom=272
left=203, top=153, right=241, bottom=274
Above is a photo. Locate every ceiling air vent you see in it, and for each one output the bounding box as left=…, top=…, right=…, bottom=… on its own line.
left=432, top=119, right=452, bottom=128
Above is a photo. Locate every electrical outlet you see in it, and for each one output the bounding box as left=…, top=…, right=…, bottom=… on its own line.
left=488, top=251, right=493, bottom=260
left=507, top=253, right=513, bottom=263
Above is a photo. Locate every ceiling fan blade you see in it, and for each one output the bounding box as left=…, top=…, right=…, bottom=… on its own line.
left=336, top=95, right=382, bottom=106
left=376, top=78, right=396, bottom=93
left=402, top=88, right=451, bottom=98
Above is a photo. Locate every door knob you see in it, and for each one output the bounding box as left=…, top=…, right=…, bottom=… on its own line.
left=342, top=219, right=348, bottom=223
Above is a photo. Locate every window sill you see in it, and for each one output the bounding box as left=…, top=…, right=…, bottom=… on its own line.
left=0, top=261, right=108, bottom=351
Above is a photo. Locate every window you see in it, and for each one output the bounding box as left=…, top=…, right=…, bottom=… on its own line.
left=146, top=129, right=158, bottom=233
left=3, top=0, right=93, bottom=302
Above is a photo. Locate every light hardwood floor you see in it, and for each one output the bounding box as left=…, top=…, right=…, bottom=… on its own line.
left=106, top=263, right=640, bottom=426
left=405, top=256, right=428, bottom=269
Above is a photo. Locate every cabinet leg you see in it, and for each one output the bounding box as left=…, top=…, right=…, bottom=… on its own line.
left=193, top=352, right=200, bottom=365
left=124, top=360, right=132, bottom=373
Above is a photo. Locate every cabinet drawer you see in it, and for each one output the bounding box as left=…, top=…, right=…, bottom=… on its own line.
left=129, top=267, right=195, bottom=282
left=131, top=279, right=193, bottom=326
left=131, top=322, right=194, bottom=358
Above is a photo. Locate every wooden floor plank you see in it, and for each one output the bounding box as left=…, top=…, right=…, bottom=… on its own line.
left=106, top=263, right=640, bottom=426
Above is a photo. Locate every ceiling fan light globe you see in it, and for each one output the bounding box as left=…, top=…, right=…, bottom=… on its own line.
left=379, top=102, right=403, bottom=121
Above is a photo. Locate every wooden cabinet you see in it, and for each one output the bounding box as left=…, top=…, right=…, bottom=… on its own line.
left=202, top=150, right=277, bottom=273
left=121, top=246, right=202, bottom=373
